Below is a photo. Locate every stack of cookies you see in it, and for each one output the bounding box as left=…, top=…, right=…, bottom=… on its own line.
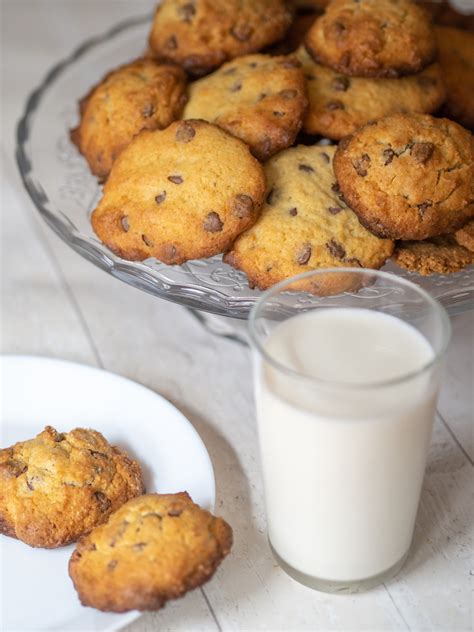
left=71, top=0, right=474, bottom=289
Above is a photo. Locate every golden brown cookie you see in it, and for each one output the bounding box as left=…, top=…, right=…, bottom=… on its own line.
left=224, top=145, right=394, bottom=292
left=148, top=0, right=292, bottom=76
left=91, top=120, right=266, bottom=264
left=297, top=47, right=445, bottom=139
left=71, top=58, right=187, bottom=180
left=454, top=219, right=474, bottom=252
left=183, top=54, right=308, bottom=160
left=333, top=114, right=474, bottom=240
left=0, top=426, right=144, bottom=548
left=393, top=235, right=473, bottom=274
left=435, top=26, right=474, bottom=130
left=304, top=0, right=437, bottom=78
left=69, top=492, right=232, bottom=612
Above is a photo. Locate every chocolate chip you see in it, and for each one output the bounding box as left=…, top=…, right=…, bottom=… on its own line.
left=230, top=82, right=242, bottom=92
left=175, top=122, right=195, bottom=142
left=417, top=76, right=436, bottom=88
left=279, top=89, right=297, bottom=99
left=94, top=491, right=111, bottom=511
left=326, top=100, right=344, bottom=111
left=133, top=542, right=148, bottom=551
left=168, top=507, right=183, bottom=517
left=168, top=175, right=183, bottom=184
left=1, top=460, right=27, bottom=478
left=273, top=111, right=285, bottom=117
left=383, top=148, right=395, bottom=166
left=179, top=2, right=195, bottom=21
left=331, top=182, right=340, bottom=193
left=142, top=234, right=154, bottom=247
left=166, top=35, right=178, bottom=50
left=121, top=216, right=130, bottom=231
left=266, top=188, right=276, bottom=205
left=234, top=194, right=254, bottom=219
left=280, top=58, right=301, bottom=69
left=411, top=142, right=435, bottom=164
left=89, top=450, right=107, bottom=458
left=289, top=207, right=298, bottom=216
left=326, top=239, right=346, bottom=259
left=107, top=560, right=118, bottom=571
left=249, top=62, right=258, bottom=68
left=417, top=201, right=432, bottom=216
left=142, top=104, right=155, bottom=118
left=321, top=152, right=330, bottom=163
left=296, top=244, right=312, bottom=265
left=331, top=21, right=347, bottom=37
left=328, top=206, right=342, bottom=214
left=26, top=478, right=35, bottom=490
left=305, top=74, right=316, bottom=81
left=231, top=23, right=253, bottom=41
left=345, top=257, right=363, bottom=267
left=203, top=211, right=223, bottom=232
left=155, top=191, right=167, bottom=204
left=338, top=135, right=353, bottom=150
left=258, top=93, right=267, bottom=101
left=298, top=163, right=314, bottom=173
left=353, top=153, right=371, bottom=176
left=331, top=76, right=350, bottom=91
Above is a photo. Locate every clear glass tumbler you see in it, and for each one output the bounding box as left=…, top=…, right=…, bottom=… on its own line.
left=249, top=268, right=451, bottom=593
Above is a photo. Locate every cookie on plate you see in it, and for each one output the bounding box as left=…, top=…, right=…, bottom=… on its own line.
left=393, top=236, right=473, bottom=275
left=71, top=58, right=187, bottom=180
left=0, top=426, right=144, bottom=548
left=224, top=145, right=394, bottom=292
left=183, top=54, right=308, bottom=161
left=333, top=114, right=474, bottom=240
left=148, top=0, right=292, bottom=76
left=69, top=492, right=233, bottom=612
left=91, top=120, right=266, bottom=264
left=297, top=47, right=445, bottom=139
left=435, top=26, right=474, bottom=130
left=304, top=0, right=437, bottom=78
left=454, top=219, right=474, bottom=252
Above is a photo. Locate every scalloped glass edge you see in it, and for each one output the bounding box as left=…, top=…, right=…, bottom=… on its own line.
left=15, top=13, right=474, bottom=319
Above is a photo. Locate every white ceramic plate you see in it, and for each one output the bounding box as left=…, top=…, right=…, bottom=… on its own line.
left=0, top=355, right=215, bottom=632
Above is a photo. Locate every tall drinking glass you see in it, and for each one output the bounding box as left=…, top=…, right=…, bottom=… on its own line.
left=249, top=269, right=451, bottom=593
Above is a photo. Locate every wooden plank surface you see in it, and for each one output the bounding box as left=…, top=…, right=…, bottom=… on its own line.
left=1, top=2, right=472, bottom=631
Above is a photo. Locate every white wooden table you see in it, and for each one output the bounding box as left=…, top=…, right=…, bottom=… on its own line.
left=1, top=2, right=473, bottom=630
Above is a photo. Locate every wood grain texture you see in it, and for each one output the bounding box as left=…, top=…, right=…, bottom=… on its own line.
left=1, top=1, right=472, bottom=630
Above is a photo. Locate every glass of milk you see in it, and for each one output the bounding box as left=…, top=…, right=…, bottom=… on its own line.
left=249, top=268, right=451, bottom=593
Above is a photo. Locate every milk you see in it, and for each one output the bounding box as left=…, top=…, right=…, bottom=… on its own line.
left=255, top=308, right=440, bottom=584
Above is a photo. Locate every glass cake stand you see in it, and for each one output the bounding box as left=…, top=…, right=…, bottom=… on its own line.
left=16, top=13, right=474, bottom=338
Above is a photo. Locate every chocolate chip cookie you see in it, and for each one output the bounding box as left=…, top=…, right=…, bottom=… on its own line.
left=148, top=0, right=292, bottom=76
left=455, top=219, right=474, bottom=252
left=436, top=26, right=474, bottom=130
left=297, top=47, right=445, bottom=139
left=393, top=235, right=473, bottom=274
left=0, top=426, right=144, bottom=548
left=304, top=0, right=437, bottom=78
left=69, top=493, right=232, bottom=612
left=224, top=145, right=393, bottom=292
left=91, top=120, right=266, bottom=264
left=183, top=54, right=308, bottom=161
left=333, top=114, right=474, bottom=240
left=71, top=58, right=187, bottom=180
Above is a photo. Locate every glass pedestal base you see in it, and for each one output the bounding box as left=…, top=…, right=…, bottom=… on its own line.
left=269, top=540, right=410, bottom=594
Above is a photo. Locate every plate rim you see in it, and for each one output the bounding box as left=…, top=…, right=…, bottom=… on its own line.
left=0, top=353, right=216, bottom=632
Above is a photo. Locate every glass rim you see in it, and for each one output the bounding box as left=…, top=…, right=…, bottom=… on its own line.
left=248, top=268, right=452, bottom=390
